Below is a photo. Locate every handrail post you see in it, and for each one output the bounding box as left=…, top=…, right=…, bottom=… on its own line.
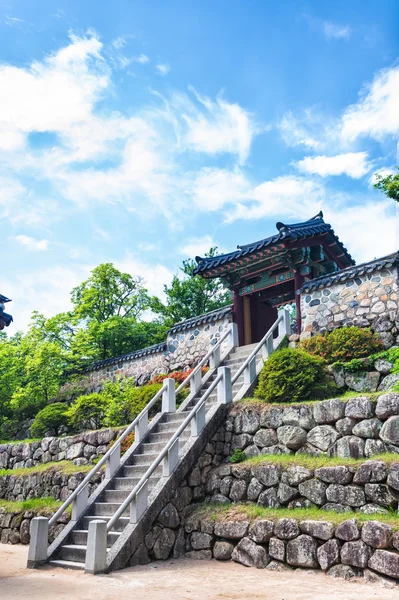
left=244, top=356, right=256, bottom=385
left=162, top=378, right=176, bottom=413
left=27, top=516, right=49, bottom=568
left=210, top=344, right=221, bottom=369
left=228, top=322, right=239, bottom=349
left=278, top=308, right=291, bottom=338
left=135, top=411, right=149, bottom=443
left=217, top=366, right=232, bottom=405
left=163, top=439, right=179, bottom=476
left=190, top=368, right=202, bottom=395
left=85, top=520, right=107, bottom=574
left=72, top=483, right=89, bottom=521
left=262, top=334, right=274, bottom=360
left=130, top=481, right=149, bottom=522
left=106, top=445, right=120, bottom=480
left=191, top=403, right=206, bottom=436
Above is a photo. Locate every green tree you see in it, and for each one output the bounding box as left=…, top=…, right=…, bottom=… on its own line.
left=374, top=168, right=399, bottom=202
left=151, top=248, right=231, bottom=326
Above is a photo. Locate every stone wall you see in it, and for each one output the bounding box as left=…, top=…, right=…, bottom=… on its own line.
left=0, top=428, right=121, bottom=470
left=0, top=467, right=104, bottom=502
left=300, top=257, right=399, bottom=339
left=0, top=507, right=69, bottom=545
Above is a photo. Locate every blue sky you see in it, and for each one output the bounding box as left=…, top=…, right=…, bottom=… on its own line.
left=1, top=0, right=399, bottom=330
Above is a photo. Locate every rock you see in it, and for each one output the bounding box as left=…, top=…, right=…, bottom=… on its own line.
left=286, top=535, right=319, bottom=568
left=353, top=460, right=387, bottom=484
left=313, top=399, right=345, bottom=424
left=326, top=484, right=365, bottom=507
left=319, top=503, right=351, bottom=513
left=130, top=543, right=150, bottom=566
left=374, top=359, right=393, bottom=374
left=145, top=526, right=161, bottom=550
left=274, top=518, right=299, bottom=540
left=19, top=519, right=30, bottom=544
left=376, top=332, right=395, bottom=349
left=220, top=476, right=233, bottom=497
left=345, top=396, right=374, bottom=419
left=231, top=537, right=268, bottom=569
left=153, top=528, right=175, bottom=560
left=298, top=479, right=327, bottom=505
left=186, top=549, right=212, bottom=560
left=172, top=486, right=193, bottom=512
left=249, top=519, right=274, bottom=543
left=315, top=466, right=352, bottom=484
left=276, top=426, right=307, bottom=450
left=361, top=521, right=392, bottom=548
left=352, top=418, right=382, bottom=439
left=190, top=532, right=213, bottom=550
left=214, top=521, right=249, bottom=539
left=282, top=406, right=315, bottom=430
left=65, top=442, right=85, bottom=460
left=341, top=540, right=372, bottom=568
left=368, top=549, right=399, bottom=579
left=251, top=464, right=281, bottom=487
left=387, top=464, right=399, bottom=491
left=365, top=439, right=387, bottom=457
left=213, top=541, right=234, bottom=560
left=392, top=531, right=399, bottom=551
left=173, top=528, right=185, bottom=558
left=295, top=443, right=326, bottom=457
left=336, top=418, right=356, bottom=436
left=277, top=483, right=299, bottom=504
left=243, top=445, right=260, bottom=458
left=260, top=407, right=283, bottom=429
left=317, top=539, right=341, bottom=570
left=327, top=564, right=361, bottom=580
left=376, top=393, right=399, bottom=419
left=365, top=483, right=396, bottom=506
left=345, top=372, right=380, bottom=393
left=253, top=429, right=278, bottom=448
left=373, top=315, right=393, bottom=333
left=269, top=537, right=285, bottom=561
left=157, top=503, right=180, bottom=530
left=307, top=426, right=340, bottom=451
left=234, top=410, right=259, bottom=434
left=328, top=364, right=346, bottom=388
left=299, top=520, right=334, bottom=540
left=335, top=519, right=360, bottom=541
left=257, top=488, right=280, bottom=508
left=284, top=465, right=314, bottom=486
left=379, top=374, right=399, bottom=391
left=329, top=436, right=365, bottom=459
left=363, top=568, right=396, bottom=588
left=247, top=478, right=263, bottom=501
left=380, top=416, right=399, bottom=445
left=359, top=503, right=389, bottom=515
left=231, top=434, right=253, bottom=449
left=229, top=480, right=247, bottom=502
left=266, top=560, right=292, bottom=572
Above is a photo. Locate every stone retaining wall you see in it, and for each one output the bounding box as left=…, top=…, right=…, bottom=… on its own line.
left=0, top=428, right=121, bottom=470
left=0, top=507, right=69, bottom=545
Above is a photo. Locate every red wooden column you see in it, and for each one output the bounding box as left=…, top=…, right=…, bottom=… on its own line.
left=233, top=290, right=245, bottom=346
left=294, top=270, right=304, bottom=334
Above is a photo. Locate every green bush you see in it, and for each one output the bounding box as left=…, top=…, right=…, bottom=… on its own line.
left=106, top=383, right=163, bottom=427
left=30, top=403, right=69, bottom=438
left=67, top=393, right=110, bottom=431
left=300, top=327, right=382, bottom=364
left=229, top=449, right=246, bottom=463
left=255, top=347, right=337, bottom=403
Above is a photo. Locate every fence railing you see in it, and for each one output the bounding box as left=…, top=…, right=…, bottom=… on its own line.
left=27, top=321, right=237, bottom=568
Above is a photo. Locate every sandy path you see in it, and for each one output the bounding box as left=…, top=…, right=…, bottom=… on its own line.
left=1, top=544, right=399, bottom=600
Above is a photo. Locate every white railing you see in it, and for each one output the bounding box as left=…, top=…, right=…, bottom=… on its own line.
left=27, top=322, right=237, bottom=567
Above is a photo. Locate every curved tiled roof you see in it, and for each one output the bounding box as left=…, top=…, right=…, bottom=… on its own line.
left=300, top=252, right=399, bottom=293
left=193, top=212, right=354, bottom=275
left=168, top=304, right=233, bottom=334
left=82, top=341, right=167, bottom=372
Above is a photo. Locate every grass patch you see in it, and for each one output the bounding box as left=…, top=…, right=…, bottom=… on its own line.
left=194, top=502, right=399, bottom=529
left=237, top=389, right=388, bottom=409
left=233, top=452, right=399, bottom=470
left=0, top=459, right=103, bottom=478
left=0, top=437, right=42, bottom=445
left=0, top=496, right=69, bottom=515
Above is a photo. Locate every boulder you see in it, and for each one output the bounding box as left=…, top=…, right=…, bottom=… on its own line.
left=234, top=410, right=259, bottom=434
left=373, top=315, right=394, bottom=333
left=365, top=439, right=387, bottom=458
left=365, top=483, right=396, bottom=506
left=186, top=549, right=212, bottom=560
left=257, top=488, right=280, bottom=508
left=269, top=537, right=285, bottom=561
left=231, top=434, right=253, bottom=449
left=345, top=396, right=374, bottom=419
left=336, top=417, right=356, bottom=436
left=213, top=541, right=234, bottom=560
left=251, top=464, right=281, bottom=487
left=379, top=374, right=399, bottom=391
left=317, top=539, right=341, bottom=570
left=276, top=426, right=307, bottom=450
left=376, top=332, right=395, bottom=349
left=220, top=476, right=233, bottom=497
left=214, top=521, right=249, bottom=539
left=274, top=518, right=299, bottom=540
left=363, top=568, right=397, bottom=588
left=299, top=520, right=334, bottom=540
left=327, top=564, right=361, bottom=580
left=361, top=521, right=392, bottom=549
left=248, top=519, right=274, bottom=543
left=368, top=549, right=399, bottom=579
left=244, top=445, right=260, bottom=458
left=247, top=478, right=263, bottom=501
left=307, top=426, right=340, bottom=452
left=345, top=372, right=380, bottom=393
left=326, top=484, right=365, bottom=507
left=286, top=535, right=319, bottom=568
left=266, top=561, right=292, bottom=572
left=190, top=532, right=213, bottom=550
left=157, top=503, right=180, bottom=529
left=328, top=364, right=346, bottom=388
left=374, top=359, right=393, bottom=375
left=253, top=429, right=278, bottom=448
left=65, top=442, right=85, bottom=461
left=277, top=483, right=299, bottom=504
left=153, top=528, right=175, bottom=560
left=341, top=540, right=373, bottom=568
left=360, top=503, right=389, bottom=515
left=260, top=407, right=283, bottom=429
left=298, top=479, right=327, bottom=505
left=282, top=406, right=315, bottom=430
left=313, top=399, right=345, bottom=424
left=329, top=436, right=365, bottom=459
left=380, top=416, right=399, bottom=445
left=387, top=464, right=399, bottom=491
left=283, top=465, right=313, bottom=486
left=315, top=465, right=352, bottom=484
left=322, top=503, right=351, bottom=513
left=352, top=418, right=382, bottom=439
left=231, top=537, right=268, bottom=569
left=376, top=393, right=399, bottom=419
left=229, top=480, right=247, bottom=502
left=335, top=519, right=360, bottom=541
left=353, top=461, right=387, bottom=485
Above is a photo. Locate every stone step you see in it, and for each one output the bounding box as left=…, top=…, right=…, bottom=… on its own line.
left=82, top=515, right=128, bottom=532
left=49, top=559, right=85, bottom=571
left=71, top=529, right=120, bottom=547
left=140, top=439, right=188, bottom=454
left=131, top=452, right=160, bottom=466
left=122, top=464, right=163, bottom=478
left=113, top=475, right=160, bottom=490
left=59, top=544, right=86, bottom=563
left=147, top=430, right=190, bottom=444
left=93, top=502, right=128, bottom=517
left=105, top=487, right=158, bottom=503
left=163, top=411, right=191, bottom=423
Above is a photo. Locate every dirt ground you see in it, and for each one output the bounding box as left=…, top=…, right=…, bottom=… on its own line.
left=2, top=545, right=399, bottom=600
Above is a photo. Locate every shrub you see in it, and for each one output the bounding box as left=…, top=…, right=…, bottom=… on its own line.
left=67, top=393, right=110, bottom=431
left=255, top=347, right=337, bottom=403
left=106, top=383, right=163, bottom=427
left=229, top=449, right=246, bottom=463
left=148, top=366, right=209, bottom=386
left=300, top=327, right=382, bottom=364
left=120, top=431, right=135, bottom=455
left=30, top=403, right=69, bottom=438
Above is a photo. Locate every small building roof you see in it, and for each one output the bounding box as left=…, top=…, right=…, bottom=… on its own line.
left=0, top=293, right=11, bottom=303
left=193, top=212, right=354, bottom=278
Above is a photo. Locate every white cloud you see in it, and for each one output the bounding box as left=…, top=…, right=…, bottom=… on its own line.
left=191, top=167, right=250, bottom=211
left=295, top=152, right=371, bottom=178
left=341, top=64, right=399, bottom=142
left=135, top=54, right=149, bottom=64
left=368, top=167, right=397, bottom=186
left=279, top=111, right=323, bottom=150
left=156, top=63, right=171, bottom=75
left=14, top=235, right=49, bottom=251
left=112, top=36, right=127, bottom=50
left=116, top=253, right=173, bottom=302
left=178, top=235, right=223, bottom=258
left=323, top=22, right=351, bottom=40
